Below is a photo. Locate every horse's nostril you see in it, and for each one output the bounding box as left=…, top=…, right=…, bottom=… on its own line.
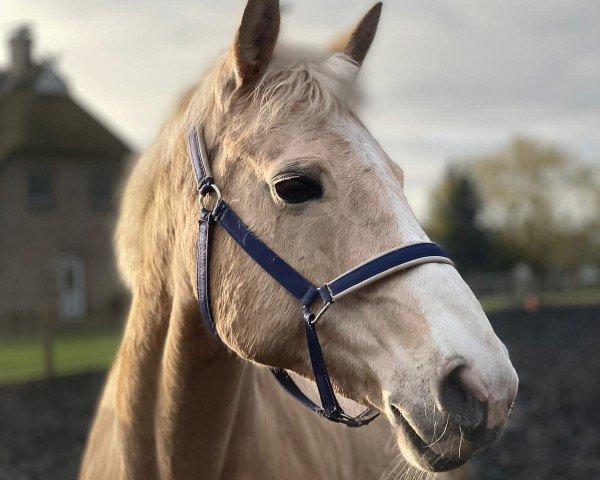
left=439, top=367, right=487, bottom=436
left=390, top=404, right=408, bottom=426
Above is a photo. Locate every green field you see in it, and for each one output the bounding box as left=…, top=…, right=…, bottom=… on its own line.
left=1, top=288, right=598, bottom=385
left=0, top=331, right=121, bottom=384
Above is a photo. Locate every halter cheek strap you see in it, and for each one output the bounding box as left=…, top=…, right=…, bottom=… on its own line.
left=189, top=128, right=454, bottom=428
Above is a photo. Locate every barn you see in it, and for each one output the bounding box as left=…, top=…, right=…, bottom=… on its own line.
left=0, top=27, right=131, bottom=327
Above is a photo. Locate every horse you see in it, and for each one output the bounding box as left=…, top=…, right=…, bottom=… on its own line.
left=80, top=1, right=518, bottom=479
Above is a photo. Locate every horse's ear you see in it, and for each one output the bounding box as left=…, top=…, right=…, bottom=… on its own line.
left=233, top=0, right=280, bottom=87
left=331, top=2, right=382, bottom=68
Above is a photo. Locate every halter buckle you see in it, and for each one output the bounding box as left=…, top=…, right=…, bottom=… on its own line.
left=335, top=408, right=380, bottom=428
left=200, top=183, right=222, bottom=214
left=310, top=301, right=332, bottom=325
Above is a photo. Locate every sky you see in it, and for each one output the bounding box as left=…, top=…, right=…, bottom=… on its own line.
left=1, top=0, right=599, bottom=218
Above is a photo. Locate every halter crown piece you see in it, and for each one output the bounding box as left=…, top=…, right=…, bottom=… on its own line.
left=189, top=128, right=454, bottom=428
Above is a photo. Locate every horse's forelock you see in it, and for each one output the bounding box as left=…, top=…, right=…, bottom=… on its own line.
left=250, top=52, right=358, bottom=129
left=184, top=50, right=359, bottom=142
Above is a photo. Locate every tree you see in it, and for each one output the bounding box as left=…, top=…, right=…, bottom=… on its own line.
left=427, top=137, right=599, bottom=273
left=471, top=136, right=599, bottom=272
left=427, top=166, right=497, bottom=272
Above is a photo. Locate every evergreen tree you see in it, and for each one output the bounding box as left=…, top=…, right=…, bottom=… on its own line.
left=427, top=167, right=496, bottom=272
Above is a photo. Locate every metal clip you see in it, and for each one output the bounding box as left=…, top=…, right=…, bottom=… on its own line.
left=310, top=301, right=332, bottom=325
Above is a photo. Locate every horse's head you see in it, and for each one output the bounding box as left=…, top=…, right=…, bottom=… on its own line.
left=187, top=0, right=518, bottom=472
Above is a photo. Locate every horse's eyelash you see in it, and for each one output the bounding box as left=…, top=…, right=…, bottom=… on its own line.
left=271, top=171, right=320, bottom=185
left=273, top=173, right=302, bottom=183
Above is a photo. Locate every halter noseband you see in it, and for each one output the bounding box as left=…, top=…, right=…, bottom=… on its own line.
left=190, top=128, right=454, bottom=428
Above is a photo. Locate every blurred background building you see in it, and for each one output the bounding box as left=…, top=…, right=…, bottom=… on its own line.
left=0, top=27, right=130, bottom=329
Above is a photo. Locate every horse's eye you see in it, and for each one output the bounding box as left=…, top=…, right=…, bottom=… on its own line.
left=273, top=176, right=323, bottom=204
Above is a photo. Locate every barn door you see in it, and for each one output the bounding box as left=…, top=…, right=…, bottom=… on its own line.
left=56, top=253, right=87, bottom=320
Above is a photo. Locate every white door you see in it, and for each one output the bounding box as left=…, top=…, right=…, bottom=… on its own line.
left=56, top=253, right=87, bottom=320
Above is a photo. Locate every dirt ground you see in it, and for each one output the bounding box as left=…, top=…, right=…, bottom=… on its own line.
left=0, top=305, right=599, bottom=480
left=472, top=306, right=600, bottom=479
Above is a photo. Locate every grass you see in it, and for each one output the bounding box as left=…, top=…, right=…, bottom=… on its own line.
left=0, top=331, right=121, bottom=384
left=1, top=288, right=598, bottom=385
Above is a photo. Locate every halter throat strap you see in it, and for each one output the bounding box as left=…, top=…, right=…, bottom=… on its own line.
left=189, top=128, right=453, bottom=428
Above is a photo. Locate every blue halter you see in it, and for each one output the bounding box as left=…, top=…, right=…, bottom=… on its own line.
left=189, top=128, right=454, bottom=427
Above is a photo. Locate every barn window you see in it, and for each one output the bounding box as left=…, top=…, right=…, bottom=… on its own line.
left=27, top=171, right=55, bottom=211
left=89, top=171, right=114, bottom=212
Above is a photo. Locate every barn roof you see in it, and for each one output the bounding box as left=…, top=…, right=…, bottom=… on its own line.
left=0, top=88, right=131, bottom=164
left=0, top=26, right=131, bottom=166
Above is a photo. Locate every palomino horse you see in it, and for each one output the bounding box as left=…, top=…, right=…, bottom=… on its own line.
left=80, top=1, right=518, bottom=478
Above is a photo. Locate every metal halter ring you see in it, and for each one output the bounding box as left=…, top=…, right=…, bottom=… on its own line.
left=200, top=183, right=222, bottom=213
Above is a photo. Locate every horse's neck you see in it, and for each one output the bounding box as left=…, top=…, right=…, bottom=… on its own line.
left=110, top=295, right=262, bottom=479
left=84, top=293, right=400, bottom=480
